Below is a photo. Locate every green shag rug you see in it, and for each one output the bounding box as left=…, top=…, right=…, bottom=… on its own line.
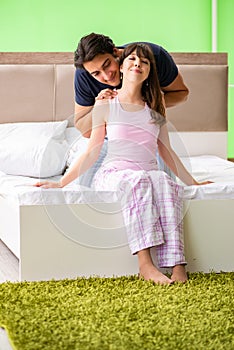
left=0, top=273, right=234, bottom=350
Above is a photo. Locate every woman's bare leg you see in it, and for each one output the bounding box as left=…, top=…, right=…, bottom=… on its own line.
left=137, top=248, right=173, bottom=285
left=171, top=264, right=188, bottom=283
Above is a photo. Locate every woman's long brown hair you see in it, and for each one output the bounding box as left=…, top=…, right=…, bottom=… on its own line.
left=119, top=43, right=166, bottom=125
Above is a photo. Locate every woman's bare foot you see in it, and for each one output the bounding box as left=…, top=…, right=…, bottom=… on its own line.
left=171, top=264, right=188, bottom=283
left=137, top=248, right=173, bottom=285
left=139, top=264, right=173, bottom=285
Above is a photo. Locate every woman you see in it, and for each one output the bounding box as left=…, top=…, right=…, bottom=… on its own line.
left=35, top=43, right=211, bottom=285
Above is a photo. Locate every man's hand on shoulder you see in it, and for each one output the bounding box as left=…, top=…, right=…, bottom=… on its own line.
left=95, top=88, right=118, bottom=101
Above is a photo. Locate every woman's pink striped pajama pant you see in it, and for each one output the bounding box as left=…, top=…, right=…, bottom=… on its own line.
left=94, top=166, right=186, bottom=268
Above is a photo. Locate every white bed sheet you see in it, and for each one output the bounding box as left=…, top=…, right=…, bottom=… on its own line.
left=0, top=173, right=117, bottom=206
left=181, top=155, right=234, bottom=200
left=0, top=155, right=234, bottom=206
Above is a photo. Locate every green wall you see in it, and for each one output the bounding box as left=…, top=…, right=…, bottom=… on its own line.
left=0, top=0, right=211, bottom=52
left=218, top=0, right=234, bottom=158
left=0, top=0, right=233, bottom=157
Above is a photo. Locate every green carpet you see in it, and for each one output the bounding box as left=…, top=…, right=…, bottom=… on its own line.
left=0, top=273, right=234, bottom=350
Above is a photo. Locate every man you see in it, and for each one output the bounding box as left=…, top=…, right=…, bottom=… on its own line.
left=72, top=33, right=189, bottom=186
left=73, top=32, right=189, bottom=137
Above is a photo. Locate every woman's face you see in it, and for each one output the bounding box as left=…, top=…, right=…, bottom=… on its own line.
left=83, top=52, right=120, bottom=86
left=120, top=50, right=150, bottom=83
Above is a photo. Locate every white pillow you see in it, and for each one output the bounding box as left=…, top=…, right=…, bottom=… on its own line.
left=65, top=127, right=89, bottom=167
left=0, top=121, right=69, bottom=178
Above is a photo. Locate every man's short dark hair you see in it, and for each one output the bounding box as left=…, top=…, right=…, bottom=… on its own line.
left=74, top=33, right=116, bottom=68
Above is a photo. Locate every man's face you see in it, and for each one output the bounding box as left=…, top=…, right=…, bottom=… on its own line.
left=83, top=53, right=120, bottom=86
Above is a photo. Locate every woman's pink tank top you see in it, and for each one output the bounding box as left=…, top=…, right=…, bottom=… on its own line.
left=104, top=96, right=160, bottom=171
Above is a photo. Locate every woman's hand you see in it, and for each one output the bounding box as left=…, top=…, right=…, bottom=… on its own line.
left=34, top=181, right=62, bottom=189
left=95, top=88, right=117, bottom=101
left=192, top=180, right=213, bottom=186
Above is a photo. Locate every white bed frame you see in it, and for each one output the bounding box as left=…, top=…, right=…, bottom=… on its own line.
left=0, top=52, right=233, bottom=281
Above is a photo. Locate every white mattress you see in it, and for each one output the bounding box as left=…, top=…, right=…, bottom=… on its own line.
left=0, top=155, right=234, bottom=206
left=181, top=155, right=234, bottom=200
left=0, top=173, right=118, bottom=206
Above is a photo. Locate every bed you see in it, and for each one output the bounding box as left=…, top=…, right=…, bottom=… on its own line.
left=0, top=52, right=233, bottom=282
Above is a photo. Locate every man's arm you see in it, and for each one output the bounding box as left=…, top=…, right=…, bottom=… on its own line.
left=74, top=102, right=93, bottom=138
left=162, top=72, right=189, bottom=108
left=74, top=89, right=117, bottom=138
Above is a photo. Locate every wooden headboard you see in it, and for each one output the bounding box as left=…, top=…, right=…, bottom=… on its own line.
left=0, top=52, right=228, bottom=157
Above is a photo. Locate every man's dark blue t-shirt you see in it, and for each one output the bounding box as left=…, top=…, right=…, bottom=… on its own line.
left=74, top=42, right=178, bottom=106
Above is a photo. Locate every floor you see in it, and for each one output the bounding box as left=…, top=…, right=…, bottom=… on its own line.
left=0, top=239, right=19, bottom=283
left=0, top=239, right=19, bottom=350
left=0, top=329, right=13, bottom=350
